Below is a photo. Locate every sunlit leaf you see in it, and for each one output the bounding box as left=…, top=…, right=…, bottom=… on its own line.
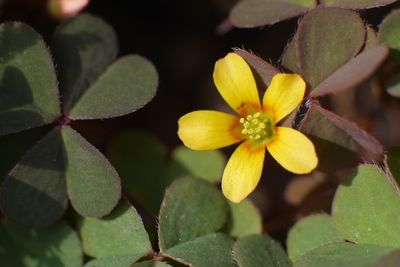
left=158, top=177, right=228, bottom=251
left=69, top=55, right=158, bottom=120
left=332, top=164, right=400, bottom=247
left=233, top=234, right=291, bottom=267
left=61, top=126, right=121, bottom=217
left=287, top=214, right=343, bottom=261
left=224, top=200, right=262, bottom=238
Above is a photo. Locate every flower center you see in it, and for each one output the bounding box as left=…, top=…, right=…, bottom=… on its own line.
left=239, top=112, right=274, bottom=143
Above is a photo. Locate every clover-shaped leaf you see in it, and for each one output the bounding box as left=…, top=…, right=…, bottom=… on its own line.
left=287, top=214, right=343, bottom=262
left=0, top=22, right=61, bottom=136
left=294, top=243, right=396, bottom=267
left=332, top=164, right=400, bottom=247
left=230, top=0, right=315, bottom=28
left=79, top=200, right=152, bottom=266
left=0, top=220, right=82, bottom=267
left=233, top=234, right=291, bottom=267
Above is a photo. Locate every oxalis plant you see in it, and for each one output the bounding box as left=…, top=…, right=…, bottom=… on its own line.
left=1, top=0, right=400, bottom=267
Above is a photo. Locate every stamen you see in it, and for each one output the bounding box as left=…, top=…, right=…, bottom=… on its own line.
left=239, top=112, right=274, bottom=144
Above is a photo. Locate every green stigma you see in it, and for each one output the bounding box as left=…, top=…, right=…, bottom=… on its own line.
left=239, top=112, right=274, bottom=143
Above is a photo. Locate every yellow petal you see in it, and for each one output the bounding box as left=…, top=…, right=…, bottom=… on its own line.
left=263, top=73, right=306, bottom=123
left=222, top=141, right=265, bottom=203
left=213, top=53, right=261, bottom=116
left=267, top=127, right=318, bottom=174
left=178, top=110, right=243, bottom=150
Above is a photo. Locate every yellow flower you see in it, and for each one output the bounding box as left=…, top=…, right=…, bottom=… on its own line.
left=178, top=52, right=318, bottom=203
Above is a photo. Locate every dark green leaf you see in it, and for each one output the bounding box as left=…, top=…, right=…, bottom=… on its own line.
left=287, top=214, right=343, bottom=261
left=224, top=200, right=262, bottom=238
left=234, top=48, right=280, bottom=87
left=294, top=243, right=395, bottom=267
left=166, top=146, right=225, bottom=183
left=84, top=254, right=144, bottom=267
left=0, top=220, right=82, bottom=267
left=0, top=128, right=67, bottom=228
left=0, top=126, right=46, bottom=184
left=310, top=45, right=388, bottom=97
left=158, top=177, right=228, bottom=251
left=79, top=200, right=151, bottom=258
left=52, top=14, right=118, bottom=112
left=61, top=126, right=121, bottom=217
left=321, top=0, right=397, bottom=9
left=0, top=22, right=60, bottom=136
left=108, top=131, right=167, bottom=215
left=332, top=164, right=400, bottom=247
left=387, top=147, right=400, bottom=183
left=165, top=233, right=236, bottom=267
left=230, top=0, right=314, bottom=28
left=233, top=234, right=291, bottom=267
left=297, top=8, right=365, bottom=89
left=69, top=55, right=158, bottom=120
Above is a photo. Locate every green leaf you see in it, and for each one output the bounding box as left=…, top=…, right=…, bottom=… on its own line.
left=84, top=254, right=144, bottom=267
left=108, top=130, right=167, bottom=215
left=158, top=177, right=228, bottom=251
left=0, top=126, right=46, bottom=184
left=132, top=261, right=172, bottom=267
left=61, top=126, right=121, bottom=217
left=379, top=9, right=400, bottom=60
left=230, top=0, right=315, bottom=28
left=224, top=200, right=262, bottom=238
left=165, top=233, right=236, bottom=267
left=321, top=0, right=397, bottom=9
left=287, top=214, right=343, bottom=262
left=294, top=243, right=395, bottom=267
left=79, top=200, right=151, bottom=258
left=52, top=14, right=118, bottom=112
left=69, top=55, right=158, bottom=120
left=332, top=164, right=400, bottom=247
left=310, top=45, right=388, bottom=97
left=234, top=48, right=280, bottom=87
left=0, top=22, right=60, bottom=136
left=233, top=234, right=291, bottom=267
left=387, top=147, right=400, bottom=183
left=297, top=8, right=365, bottom=89
left=0, top=220, right=82, bottom=267
left=0, top=128, right=67, bottom=228
left=166, top=146, right=226, bottom=183
left=386, top=73, right=400, bottom=97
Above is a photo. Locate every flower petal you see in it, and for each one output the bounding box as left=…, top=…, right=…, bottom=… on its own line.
left=263, top=73, right=306, bottom=123
left=222, top=141, right=265, bottom=203
left=213, top=53, right=261, bottom=115
left=178, top=110, right=243, bottom=150
left=267, top=127, right=318, bottom=174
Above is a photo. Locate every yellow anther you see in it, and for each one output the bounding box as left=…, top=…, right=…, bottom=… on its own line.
left=259, top=122, right=266, bottom=129
left=252, top=119, right=259, bottom=124
left=254, top=112, right=260, bottom=118
left=240, top=118, right=245, bottom=123
left=247, top=115, right=253, bottom=120
left=255, top=135, right=261, bottom=140
left=242, top=129, right=248, bottom=134
left=244, top=122, right=250, bottom=127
